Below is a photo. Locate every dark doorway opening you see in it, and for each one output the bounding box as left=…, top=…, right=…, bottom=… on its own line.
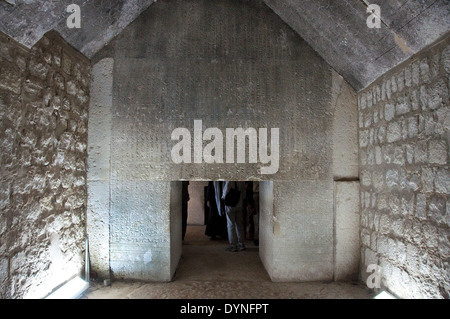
left=183, top=181, right=260, bottom=249
left=171, top=180, right=273, bottom=286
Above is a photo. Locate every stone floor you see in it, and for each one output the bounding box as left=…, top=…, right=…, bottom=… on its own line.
left=83, top=225, right=375, bottom=299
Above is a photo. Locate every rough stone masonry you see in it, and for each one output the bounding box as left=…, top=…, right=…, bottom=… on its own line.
left=0, top=31, right=90, bottom=299
left=2, top=0, right=447, bottom=300
left=358, top=35, right=450, bottom=299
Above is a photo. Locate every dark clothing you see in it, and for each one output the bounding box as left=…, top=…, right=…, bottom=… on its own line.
left=182, top=181, right=190, bottom=202
left=243, top=181, right=255, bottom=239
left=205, top=181, right=227, bottom=239
left=182, top=181, right=189, bottom=241
left=245, top=181, right=254, bottom=206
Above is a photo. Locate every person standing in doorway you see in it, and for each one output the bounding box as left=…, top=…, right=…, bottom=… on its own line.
left=222, top=181, right=246, bottom=252
left=205, top=181, right=227, bottom=240
left=244, top=181, right=255, bottom=240
left=182, top=181, right=190, bottom=244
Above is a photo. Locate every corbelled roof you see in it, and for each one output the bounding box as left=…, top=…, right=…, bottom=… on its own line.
left=1, top=0, right=448, bottom=90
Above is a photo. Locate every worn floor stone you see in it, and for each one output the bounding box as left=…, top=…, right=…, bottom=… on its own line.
left=84, top=226, right=374, bottom=299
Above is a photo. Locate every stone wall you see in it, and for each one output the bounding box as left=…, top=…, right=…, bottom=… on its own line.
left=358, top=35, right=449, bottom=298
left=87, top=57, right=113, bottom=280
left=0, top=31, right=90, bottom=298
left=104, top=0, right=334, bottom=183
left=334, top=181, right=360, bottom=281
left=87, top=0, right=359, bottom=282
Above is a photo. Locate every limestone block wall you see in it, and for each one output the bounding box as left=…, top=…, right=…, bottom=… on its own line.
left=87, top=58, right=113, bottom=279
left=358, top=35, right=449, bottom=298
left=109, top=181, right=179, bottom=281
left=331, top=70, right=360, bottom=282
left=334, top=181, right=360, bottom=281
left=106, top=0, right=334, bottom=183
left=0, top=31, right=90, bottom=298
left=170, top=181, right=182, bottom=278
left=87, top=0, right=359, bottom=283
left=259, top=181, right=274, bottom=274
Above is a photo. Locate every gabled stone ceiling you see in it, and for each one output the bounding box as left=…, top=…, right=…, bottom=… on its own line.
left=0, top=0, right=449, bottom=91
left=0, top=0, right=155, bottom=58
left=263, top=0, right=450, bottom=90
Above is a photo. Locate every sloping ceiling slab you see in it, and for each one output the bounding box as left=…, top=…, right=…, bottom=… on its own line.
left=263, top=0, right=450, bottom=90
left=0, top=0, right=449, bottom=90
left=0, top=0, right=155, bottom=58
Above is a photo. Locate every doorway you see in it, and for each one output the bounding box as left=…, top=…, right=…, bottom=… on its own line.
left=176, top=181, right=265, bottom=282
left=183, top=181, right=260, bottom=247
